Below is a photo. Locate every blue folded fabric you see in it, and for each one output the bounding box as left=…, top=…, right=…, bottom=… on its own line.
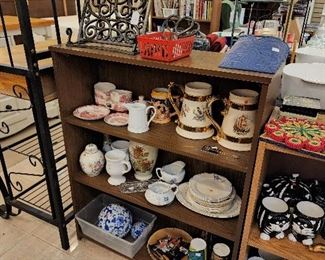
left=219, top=35, right=290, bottom=74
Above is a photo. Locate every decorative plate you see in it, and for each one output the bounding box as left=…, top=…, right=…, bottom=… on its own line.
left=104, top=113, right=128, bottom=126
left=176, top=183, right=241, bottom=218
left=187, top=188, right=236, bottom=211
left=188, top=173, right=233, bottom=203
left=73, top=105, right=110, bottom=120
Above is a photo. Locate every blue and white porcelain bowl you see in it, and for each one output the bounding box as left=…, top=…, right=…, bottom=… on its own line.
left=131, top=221, right=147, bottom=240
left=97, top=203, right=133, bottom=238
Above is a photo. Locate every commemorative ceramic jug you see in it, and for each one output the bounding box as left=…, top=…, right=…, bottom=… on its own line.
left=123, top=103, right=156, bottom=133
left=206, top=89, right=259, bottom=151
left=168, top=82, right=214, bottom=139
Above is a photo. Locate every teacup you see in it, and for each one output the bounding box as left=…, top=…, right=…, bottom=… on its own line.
left=111, top=140, right=130, bottom=161
left=156, top=167, right=185, bottom=184
left=105, top=150, right=131, bottom=186
left=94, top=82, right=116, bottom=106
left=109, top=89, right=132, bottom=112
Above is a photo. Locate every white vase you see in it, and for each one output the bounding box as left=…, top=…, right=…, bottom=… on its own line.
left=79, top=144, right=105, bottom=177
left=128, top=142, right=158, bottom=181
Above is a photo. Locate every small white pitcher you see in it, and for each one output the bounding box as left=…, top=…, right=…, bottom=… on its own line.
left=124, top=103, right=156, bottom=133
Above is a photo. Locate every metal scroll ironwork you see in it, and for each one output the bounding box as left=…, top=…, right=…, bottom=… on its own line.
left=66, top=0, right=152, bottom=54
left=8, top=155, right=44, bottom=192
left=0, top=85, right=32, bottom=113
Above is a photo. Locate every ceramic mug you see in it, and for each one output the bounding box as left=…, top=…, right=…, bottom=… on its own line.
left=257, top=197, right=290, bottom=241
left=111, top=140, right=130, bottom=161
left=151, top=88, right=173, bottom=124
left=94, top=82, right=116, bottom=106
left=189, top=238, right=207, bottom=260
left=155, top=167, right=185, bottom=184
left=105, top=150, right=131, bottom=186
left=288, top=201, right=324, bottom=245
left=109, top=89, right=132, bottom=112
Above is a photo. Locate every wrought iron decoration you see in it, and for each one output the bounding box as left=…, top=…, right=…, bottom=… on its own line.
left=67, top=0, right=152, bottom=54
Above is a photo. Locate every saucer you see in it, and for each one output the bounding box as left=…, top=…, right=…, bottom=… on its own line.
left=73, top=105, right=110, bottom=120
left=176, top=183, right=241, bottom=218
left=104, top=113, right=128, bottom=126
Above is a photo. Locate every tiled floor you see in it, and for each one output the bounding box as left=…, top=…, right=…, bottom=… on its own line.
left=0, top=124, right=128, bottom=260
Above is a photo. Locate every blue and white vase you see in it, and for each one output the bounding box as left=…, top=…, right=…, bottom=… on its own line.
left=131, top=221, right=147, bottom=240
left=97, top=203, right=133, bottom=238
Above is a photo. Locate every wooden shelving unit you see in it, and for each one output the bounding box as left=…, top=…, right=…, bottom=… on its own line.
left=149, top=0, right=222, bottom=34
left=239, top=140, right=325, bottom=259
left=50, top=45, right=281, bottom=259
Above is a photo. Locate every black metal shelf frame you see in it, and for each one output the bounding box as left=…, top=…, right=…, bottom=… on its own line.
left=0, top=0, right=80, bottom=250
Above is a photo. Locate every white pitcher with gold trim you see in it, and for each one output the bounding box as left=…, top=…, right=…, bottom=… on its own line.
left=206, top=89, right=259, bottom=151
left=168, top=82, right=214, bottom=140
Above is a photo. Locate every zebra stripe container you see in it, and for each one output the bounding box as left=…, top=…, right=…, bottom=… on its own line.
left=257, top=197, right=291, bottom=241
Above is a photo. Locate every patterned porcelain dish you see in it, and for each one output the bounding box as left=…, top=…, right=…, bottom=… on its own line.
left=188, top=173, right=233, bottom=203
left=97, top=203, right=133, bottom=238
left=176, top=183, right=241, bottom=218
left=104, top=113, right=129, bottom=126
left=73, top=105, right=110, bottom=120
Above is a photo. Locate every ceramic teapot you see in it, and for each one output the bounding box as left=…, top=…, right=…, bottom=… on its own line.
left=206, top=89, right=259, bottom=151
left=262, top=174, right=312, bottom=207
left=168, top=82, right=215, bottom=140
left=144, top=182, right=178, bottom=206
left=123, top=103, right=156, bottom=133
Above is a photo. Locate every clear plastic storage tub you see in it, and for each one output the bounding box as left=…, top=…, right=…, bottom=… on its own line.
left=75, top=193, right=157, bottom=258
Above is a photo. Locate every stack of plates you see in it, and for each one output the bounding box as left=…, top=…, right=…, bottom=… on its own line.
left=176, top=173, right=241, bottom=218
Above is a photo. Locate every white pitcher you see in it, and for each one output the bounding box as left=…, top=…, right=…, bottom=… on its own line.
left=124, top=103, right=156, bottom=133
left=206, top=89, right=259, bottom=151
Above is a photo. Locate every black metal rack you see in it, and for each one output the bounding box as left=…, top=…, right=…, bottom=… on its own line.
left=0, top=0, right=76, bottom=250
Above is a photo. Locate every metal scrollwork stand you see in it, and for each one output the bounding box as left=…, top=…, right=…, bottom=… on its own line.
left=66, top=0, right=152, bottom=54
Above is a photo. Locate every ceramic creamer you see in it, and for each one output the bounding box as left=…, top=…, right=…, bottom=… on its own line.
left=145, top=182, right=178, bottom=206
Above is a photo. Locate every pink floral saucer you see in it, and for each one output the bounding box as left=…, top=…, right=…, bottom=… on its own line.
left=104, top=113, right=128, bottom=126
left=73, top=105, right=110, bottom=120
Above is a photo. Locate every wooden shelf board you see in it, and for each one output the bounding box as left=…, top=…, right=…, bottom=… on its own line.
left=74, top=172, right=237, bottom=241
left=152, top=16, right=211, bottom=23
left=0, top=71, right=57, bottom=102
left=0, top=39, right=55, bottom=69
left=248, top=225, right=325, bottom=260
left=64, top=115, right=249, bottom=173
left=49, top=45, right=274, bottom=84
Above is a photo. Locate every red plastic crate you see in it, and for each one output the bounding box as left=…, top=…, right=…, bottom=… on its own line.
left=137, top=32, right=195, bottom=62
